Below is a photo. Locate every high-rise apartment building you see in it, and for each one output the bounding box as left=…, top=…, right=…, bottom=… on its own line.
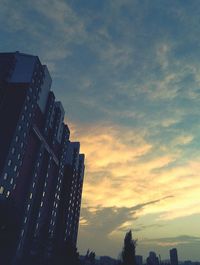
left=0, top=52, right=85, bottom=265
left=170, top=248, right=178, bottom=265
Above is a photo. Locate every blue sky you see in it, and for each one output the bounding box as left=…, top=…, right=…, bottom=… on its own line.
left=1, top=0, right=200, bottom=261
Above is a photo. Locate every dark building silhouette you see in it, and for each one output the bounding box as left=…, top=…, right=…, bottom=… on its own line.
left=99, top=256, right=118, bottom=265
left=170, top=248, right=178, bottom=265
left=0, top=52, right=85, bottom=264
left=147, top=252, right=160, bottom=265
left=136, top=255, right=143, bottom=265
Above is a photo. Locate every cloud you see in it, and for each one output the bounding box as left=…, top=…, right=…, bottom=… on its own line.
left=172, top=135, right=194, bottom=146
left=80, top=197, right=171, bottom=234
left=1, top=0, right=200, bottom=259
left=0, top=0, right=87, bottom=65
left=141, top=235, right=200, bottom=247
left=69, top=122, right=200, bottom=224
left=78, top=197, right=171, bottom=257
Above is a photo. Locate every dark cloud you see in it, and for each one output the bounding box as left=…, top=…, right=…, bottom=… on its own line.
left=80, top=196, right=173, bottom=235
left=141, top=235, right=200, bottom=246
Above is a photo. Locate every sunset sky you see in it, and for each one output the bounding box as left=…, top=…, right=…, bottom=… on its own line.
left=1, top=0, right=200, bottom=261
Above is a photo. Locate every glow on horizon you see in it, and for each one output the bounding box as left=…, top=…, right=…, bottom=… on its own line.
left=70, top=121, right=200, bottom=260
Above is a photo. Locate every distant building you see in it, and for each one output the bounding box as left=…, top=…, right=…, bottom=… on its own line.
left=170, top=248, right=178, bottom=265
left=0, top=52, right=85, bottom=265
left=136, top=255, right=143, bottom=265
left=100, top=256, right=118, bottom=265
left=147, top=251, right=160, bottom=265
left=183, top=261, right=192, bottom=265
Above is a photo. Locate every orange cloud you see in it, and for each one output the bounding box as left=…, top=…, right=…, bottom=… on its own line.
left=69, top=121, right=200, bottom=228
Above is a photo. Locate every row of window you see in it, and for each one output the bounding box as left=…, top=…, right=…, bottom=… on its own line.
left=22, top=150, right=44, bottom=240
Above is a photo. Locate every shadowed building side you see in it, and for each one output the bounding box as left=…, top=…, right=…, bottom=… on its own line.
left=0, top=51, right=85, bottom=265
left=170, top=248, right=178, bottom=265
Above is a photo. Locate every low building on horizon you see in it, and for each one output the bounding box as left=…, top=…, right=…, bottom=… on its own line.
left=99, top=255, right=118, bottom=265
left=136, top=255, right=143, bottom=265
left=147, top=251, right=160, bottom=265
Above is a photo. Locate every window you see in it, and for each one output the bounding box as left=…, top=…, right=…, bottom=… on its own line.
left=3, top=173, right=8, bottom=180
left=0, top=186, right=4, bottom=194
left=6, top=191, right=10, bottom=197
left=17, top=154, right=21, bottom=160
left=11, top=147, right=15, bottom=154
left=8, top=160, right=12, bottom=166
left=20, top=142, right=24, bottom=148
left=10, top=178, right=14, bottom=184
left=30, top=193, right=33, bottom=199
left=21, top=115, right=24, bottom=121
left=15, top=136, right=19, bottom=142
left=18, top=125, right=22, bottom=131
left=21, top=230, right=24, bottom=237
left=24, top=105, right=27, bottom=111
left=14, top=165, right=17, bottom=172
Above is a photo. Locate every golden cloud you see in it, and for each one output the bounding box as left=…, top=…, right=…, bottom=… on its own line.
left=69, top=121, right=200, bottom=226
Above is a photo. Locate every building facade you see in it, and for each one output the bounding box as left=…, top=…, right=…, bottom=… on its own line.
left=170, top=248, right=178, bottom=265
left=136, top=255, right=143, bottom=265
left=146, top=252, right=160, bottom=265
left=0, top=52, right=85, bottom=265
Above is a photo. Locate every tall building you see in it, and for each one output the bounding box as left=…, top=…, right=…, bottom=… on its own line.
left=146, top=252, right=160, bottom=265
left=170, top=248, right=178, bottom=265
left=0, top=52, right=85, bottom=265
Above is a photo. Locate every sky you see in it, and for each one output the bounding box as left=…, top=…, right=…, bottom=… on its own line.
left=0, top=0, right=200, bottom=261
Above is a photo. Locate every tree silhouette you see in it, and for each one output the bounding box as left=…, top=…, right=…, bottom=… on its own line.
left=121, top=230, right=137, bottom=265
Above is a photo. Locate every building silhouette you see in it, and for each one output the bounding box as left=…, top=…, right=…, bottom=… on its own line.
left=99, top=256, right=118, bottom=265
left=170, top=248, right=178, bottom=265
left=135, top=255, right=143, bottom=265
left=0, top=52, right=85, bottom=265
left=147, top=251, right=160, bottom=265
